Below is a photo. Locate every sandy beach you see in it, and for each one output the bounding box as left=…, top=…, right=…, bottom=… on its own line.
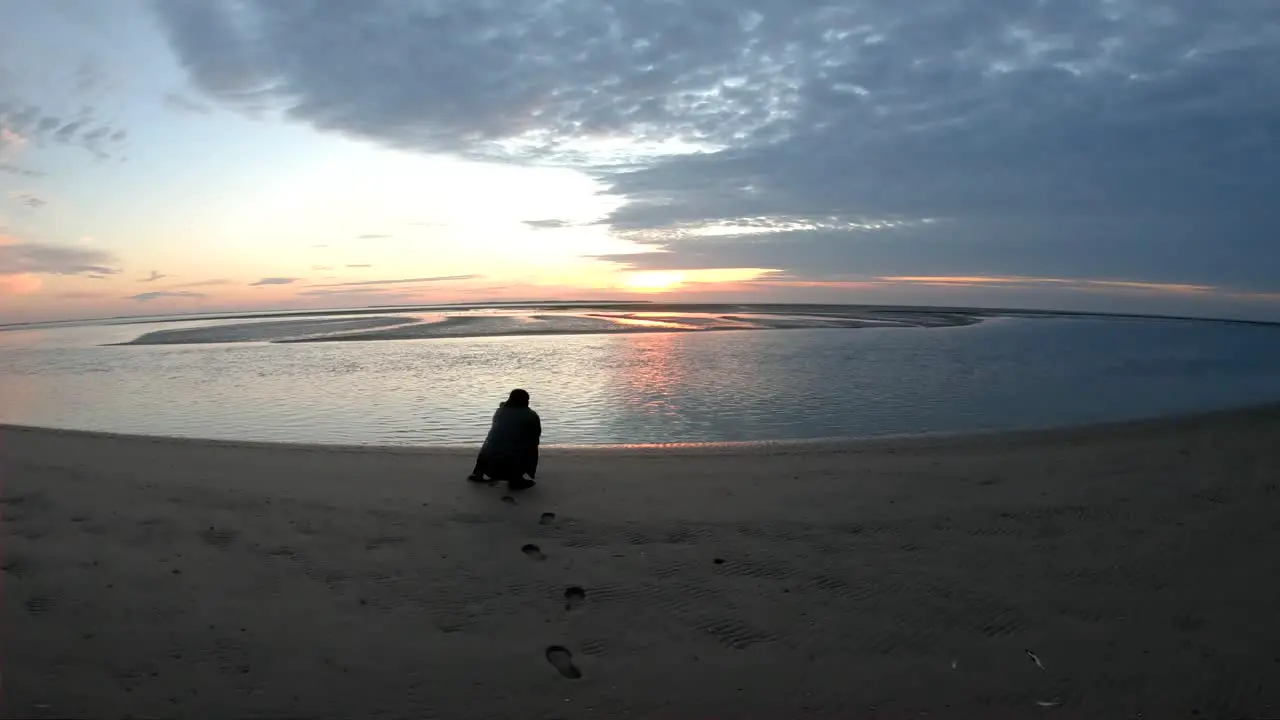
left=4, top=408, right=1280, bottom=718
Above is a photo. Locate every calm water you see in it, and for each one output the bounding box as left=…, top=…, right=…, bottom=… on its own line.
left=1, top=315, right=1279, bottom=445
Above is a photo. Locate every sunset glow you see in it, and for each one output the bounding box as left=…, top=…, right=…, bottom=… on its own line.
left=624, top=271, right=686, bottom=291
left=1, top=1, right=1277, bottom=323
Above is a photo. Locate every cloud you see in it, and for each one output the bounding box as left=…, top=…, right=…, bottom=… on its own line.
left=82, top=126, right=111, bottom=144
left=150, top=0, right=809, bottom=155
left=170, top=278, right=232, bottom=288
left=307, top=274, right=479, bottom=288
left=58, top=290, right=110, bottom=299
left=0, top=105, right=125, bottom=159
left=54, top=121, right=83, bottom=143
left=153, top=0, right=1280, bottom=296
left=872, top=275, right=1217, bottom=295
left=249, top=277, right=299, bottom=286
left=295, top=286, right=424, bottom=298
left=355, top=234, right=391, bottom=240
left=0, top=238, right=118, bottom=276
left=524, top=219, right=572, bottom=229
left=162, top=91, right=212, bottom=114
left=10, top=192, right=46, bottom=209
left=345, top=263, right=372, bottom=268
left=140, top=270, right=169, bottom=283
left=128, top=291, right=207, bottom=302
left=311, top=264, right=334, bottom=271
left=0, top=163, right=42, bottom=177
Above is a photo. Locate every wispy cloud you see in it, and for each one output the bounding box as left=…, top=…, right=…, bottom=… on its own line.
left=250, top=277, right=299, bottom=286
left=170, top=278, right=231, bottom=288
left=0, top=106, right=126, bottom=160
left=524, top=219, right=572, bottom=229
left=296, top=286, right=431, bottom=298
left=355, top=234, right=391, bottom=240
left=9, top=192, right=46, bottom=209
left=162, top=91, right=212, bottom=114
left=878, top=276, right=1216, bottom=295
left=140, top=270, right=169, bottom=283
left=0, top=163, right=42, bottom=178
left=307, top=274, right=479, bottom=288
left=345, top=263, right=372, bottom=268
left=59, top=291, right=110, bottom=299
left=128, top=291, right=207, bottom=302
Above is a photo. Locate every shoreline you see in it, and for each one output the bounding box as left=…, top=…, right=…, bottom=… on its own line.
left=5, top=403, right=1280, bottom=716
left=6, top=300, right=1280, bottom=333
left=4, top=401, right=1279, bottom=456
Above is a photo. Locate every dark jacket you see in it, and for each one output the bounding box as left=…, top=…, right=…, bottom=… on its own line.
left=480, top=402, right=541, bottom=477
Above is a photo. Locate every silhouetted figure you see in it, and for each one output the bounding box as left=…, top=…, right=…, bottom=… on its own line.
left=468, top=389, right=541, bottom=490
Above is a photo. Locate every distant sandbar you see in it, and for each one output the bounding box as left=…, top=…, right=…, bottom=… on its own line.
left=118, top=307, right=985, bottom=346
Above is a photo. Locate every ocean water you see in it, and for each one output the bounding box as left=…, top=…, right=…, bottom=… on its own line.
left=1, top=311, right=1279, bottom=446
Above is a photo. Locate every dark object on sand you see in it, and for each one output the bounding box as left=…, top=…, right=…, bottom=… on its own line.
left=467, top=389, right=541, bottom=489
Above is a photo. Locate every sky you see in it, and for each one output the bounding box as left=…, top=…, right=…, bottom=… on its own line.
left=1, top=0, right=1278, bottom=323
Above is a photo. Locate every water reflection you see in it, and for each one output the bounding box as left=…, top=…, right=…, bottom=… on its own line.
left=599, top=315, right=702, bottom=331
left=616, top=331, right=685, bottom=421
left=1, top=318, right=1279, bottom=444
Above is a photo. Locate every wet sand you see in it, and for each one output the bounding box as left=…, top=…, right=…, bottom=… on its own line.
left=4, top=408, right=1280, bottom=717
left=118, top=306, right=982, bottom=345
left=114, top=315, right=417, bottom=345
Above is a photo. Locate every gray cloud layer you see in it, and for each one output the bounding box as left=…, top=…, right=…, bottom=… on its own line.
left=0, top=241, right=117, bottom=276
left=250, top=276, right=298, bottom=286
left=154, top=0, right=1280, bottom=294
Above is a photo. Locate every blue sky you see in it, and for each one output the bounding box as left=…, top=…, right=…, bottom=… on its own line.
left=2, top=0, right=1278, bottom=322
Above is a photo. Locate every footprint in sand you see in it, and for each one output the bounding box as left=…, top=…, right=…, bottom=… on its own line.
left=545, top=646, right=582, bottom=679
left=540, top=512, right=556, bottom=525
left=564, top=586, right=586, bottom=610
left=521, top=543, right=546, bottom=560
